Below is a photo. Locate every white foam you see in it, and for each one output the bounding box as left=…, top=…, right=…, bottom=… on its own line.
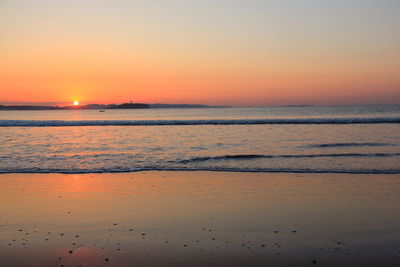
left=0, top=167, right=399, bottom=174
left=1, top=117, right=399, bottom=127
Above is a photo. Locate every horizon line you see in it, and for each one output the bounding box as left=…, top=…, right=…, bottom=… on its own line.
left=0, top=101, right=399, bottom=108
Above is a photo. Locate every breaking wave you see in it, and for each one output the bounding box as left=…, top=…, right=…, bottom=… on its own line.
left=179, top=153, right=400, bottom=163
left=306, top=142, right=394, bottom=148
left=1, top=116, right=400, bottom=127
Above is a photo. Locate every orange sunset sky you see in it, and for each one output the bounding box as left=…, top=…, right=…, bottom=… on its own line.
left=1, top=0, right=399, bottom=106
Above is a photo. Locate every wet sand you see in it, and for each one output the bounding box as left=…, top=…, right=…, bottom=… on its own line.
left=0, top=171, right=400, bottom=266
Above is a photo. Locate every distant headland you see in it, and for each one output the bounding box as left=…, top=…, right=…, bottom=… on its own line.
left=0, top=103, right=226, bottom=110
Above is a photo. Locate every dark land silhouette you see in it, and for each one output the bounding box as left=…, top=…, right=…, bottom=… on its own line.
left=0, top=103, right=223, bottom=110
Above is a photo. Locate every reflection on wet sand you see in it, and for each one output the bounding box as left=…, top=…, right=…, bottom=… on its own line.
left=1, top=171, right=400, bottom=266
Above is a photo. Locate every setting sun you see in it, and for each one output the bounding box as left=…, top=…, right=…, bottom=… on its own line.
left=73, top=100, right=79, bottom=106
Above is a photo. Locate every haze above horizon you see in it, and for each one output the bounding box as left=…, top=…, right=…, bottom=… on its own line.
left=1, top=0, right=399, bottom=106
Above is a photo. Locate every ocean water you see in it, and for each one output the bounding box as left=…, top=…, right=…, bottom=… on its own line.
left=1, top=105, right=399, bottom=174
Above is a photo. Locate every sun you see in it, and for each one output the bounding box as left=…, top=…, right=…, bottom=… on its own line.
left=73, top=100, right=80, bottom=106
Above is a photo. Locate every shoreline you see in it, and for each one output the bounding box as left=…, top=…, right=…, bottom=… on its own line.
left=1, top=171, right=400, bottom=266
left=1, top=169, right=400, bottom=174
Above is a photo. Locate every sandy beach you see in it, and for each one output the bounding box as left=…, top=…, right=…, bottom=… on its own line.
left=0, top=171, right=399, bottom=266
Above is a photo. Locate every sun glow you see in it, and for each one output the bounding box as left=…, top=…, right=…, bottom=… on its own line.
left=73, top=100, right=80, bottom=106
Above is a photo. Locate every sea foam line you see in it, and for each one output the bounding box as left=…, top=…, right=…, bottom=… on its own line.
left=1, top=117, right=400, bottom=127
left=0, top=167, right=399, bottom=174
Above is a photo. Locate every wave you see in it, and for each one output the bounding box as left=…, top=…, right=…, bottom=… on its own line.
left=307, top=142, right=394, bottom=148
left=1, top=117, right=400, bottom=127
left=179, top=153, right=400, bottom=163
left=0, top=167, right=399, bottom=174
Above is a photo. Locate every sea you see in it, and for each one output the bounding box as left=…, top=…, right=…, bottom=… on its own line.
left=1, top=105, right=399, bottom=174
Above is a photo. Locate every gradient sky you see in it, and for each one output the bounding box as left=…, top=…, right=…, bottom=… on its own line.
left=1, top=0, right=399, bottom=106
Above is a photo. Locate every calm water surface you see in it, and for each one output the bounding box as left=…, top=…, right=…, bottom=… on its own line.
left=1, top=105, right=399, bottom=173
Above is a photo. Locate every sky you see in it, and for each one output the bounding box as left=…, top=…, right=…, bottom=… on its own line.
left=0, top=0, right=399, bottom=106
